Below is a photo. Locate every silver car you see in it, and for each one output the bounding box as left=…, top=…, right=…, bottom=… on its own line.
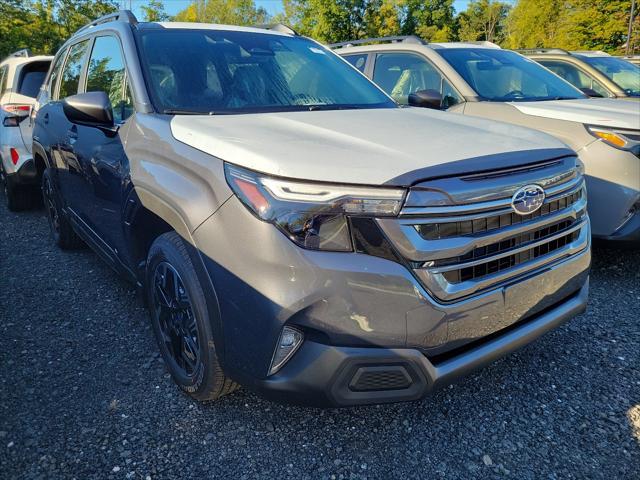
left=0, top=49, right=52, bottom=210
left=33, top=13, right=590, bottom=406
left=336, top=38, right=640, bottom=242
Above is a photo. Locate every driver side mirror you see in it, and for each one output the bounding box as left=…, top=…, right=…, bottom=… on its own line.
left=63, top=91, right=114, bottom=129
left=408, top=89, right=442, bottom=110
left=579, top=87, right=604, bottom=98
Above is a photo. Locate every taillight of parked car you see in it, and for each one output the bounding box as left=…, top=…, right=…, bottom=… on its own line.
left=2, top=104, right=31, bottom=127
left=10, top=148, right=19, bottom=165
left=225, top=163, right=406, bottom=252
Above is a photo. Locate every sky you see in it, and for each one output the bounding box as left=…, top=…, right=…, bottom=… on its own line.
left=126, top=0, right=477, bottom=20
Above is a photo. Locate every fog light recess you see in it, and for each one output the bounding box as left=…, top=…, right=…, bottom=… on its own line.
left=268, top=326, right=304, bottom=376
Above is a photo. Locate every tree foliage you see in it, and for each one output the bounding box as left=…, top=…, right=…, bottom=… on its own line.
left=141, top=0, right=169, bottom=22
left=0, top=0, right=637, bottom=58
left=173, top=0, right=268, bottom=25
left=458, top=0, right=511, bottom=43
left=506, top=0, right=639, bottom=53
left=0, top=0, right=118, bottom=58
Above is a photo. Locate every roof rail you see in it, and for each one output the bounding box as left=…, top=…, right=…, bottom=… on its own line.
left=255, top=23, right=298, bottom=35
left=75, top=10, right=138, bottom=35
left=329, top=36, right=425, bottom=49
left=9, top=48, right=32, bottom=58
left=516, top=48, right=569, bottom=55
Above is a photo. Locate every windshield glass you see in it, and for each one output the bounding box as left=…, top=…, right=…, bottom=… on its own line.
left=437, top=48, right=586, bottom=101
left=577, top=55, right=640, bottom=97
left=136, top=29, right=395, bottom=114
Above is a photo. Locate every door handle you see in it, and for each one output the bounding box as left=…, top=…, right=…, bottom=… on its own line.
left=43, top=113, right=49, bottom=124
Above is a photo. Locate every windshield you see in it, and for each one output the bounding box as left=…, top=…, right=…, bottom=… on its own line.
left=437, top=48, right=586, bottom=102
left=577, top=55, right=640, bottom=97
left=136, top=29, right=395, bottom=114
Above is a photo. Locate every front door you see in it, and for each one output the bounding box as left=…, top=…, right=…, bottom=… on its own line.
left=68, top=35, right=135, bottom=264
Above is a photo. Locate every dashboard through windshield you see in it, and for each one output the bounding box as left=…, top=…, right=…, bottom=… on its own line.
left=136, top=29, right=396, bottom=114
left=437, top=48, right=586, bottom=102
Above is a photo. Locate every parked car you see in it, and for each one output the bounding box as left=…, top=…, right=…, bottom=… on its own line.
left=33, top=12, right=590, bottom=407
left=335, top=38, right=640, bottom=243
left=519, top=49, right=640, bottom=100
left=619, top=55, right=640, bottom=66
left=0, top=49, right=52, bottom=210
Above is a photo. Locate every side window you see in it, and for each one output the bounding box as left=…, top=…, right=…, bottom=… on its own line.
left=372, top=52, right=462, bottom=108
left=86, top=36, right=134, bottom=124
left=48, top=49, right=68, bottom=98
left=0, top=65, right=9, bottom=96
left=538, top=60, right=611, bottom=97
left=343, top=54, right=367, bottom=73
left=58, top=40, right=90, bottom=99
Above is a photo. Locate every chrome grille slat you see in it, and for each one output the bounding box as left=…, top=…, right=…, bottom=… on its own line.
left=376, top=158, right=589, bottom=303
left=426, top=219, right=585, bottom=274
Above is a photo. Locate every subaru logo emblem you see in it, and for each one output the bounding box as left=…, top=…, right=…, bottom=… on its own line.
left=511, top=184, right=545, bottom=215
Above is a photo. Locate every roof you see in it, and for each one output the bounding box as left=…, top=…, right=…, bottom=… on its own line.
left=570, top=51, right=611, bottom=58
left=429, top=41, right=501, bottom=50
left=147, top=22, right=294, bottom=36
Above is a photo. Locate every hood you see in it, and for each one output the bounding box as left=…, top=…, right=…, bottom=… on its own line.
left=170, top=107, right=571, bottom=186
left=509, top=98, right=640, bottom=129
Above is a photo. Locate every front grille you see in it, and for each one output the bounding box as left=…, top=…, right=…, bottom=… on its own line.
left=416, top=189, right=583, bottom=240
left=375, top=157, right=590, bottom=302
left=441, top=220, right=580, bottom=283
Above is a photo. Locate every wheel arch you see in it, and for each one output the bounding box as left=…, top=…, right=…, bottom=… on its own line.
left=126, top=187, right=227, bottom=364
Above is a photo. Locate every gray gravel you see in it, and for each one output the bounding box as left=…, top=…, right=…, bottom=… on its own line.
left=1, top=203, right=639, bottom=480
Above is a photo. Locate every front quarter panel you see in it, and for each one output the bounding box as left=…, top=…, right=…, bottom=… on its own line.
left=126, top=114, right=233, bottom=239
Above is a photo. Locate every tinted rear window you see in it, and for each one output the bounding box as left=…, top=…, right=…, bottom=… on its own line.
left=18, top=61, right=50, bottom=98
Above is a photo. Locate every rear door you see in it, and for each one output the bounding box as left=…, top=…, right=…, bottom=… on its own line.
left=49, top=39, right=92, bottom=219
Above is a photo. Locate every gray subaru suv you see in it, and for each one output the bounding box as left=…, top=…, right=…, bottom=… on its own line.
left=32, top=12, right=590, bottom=406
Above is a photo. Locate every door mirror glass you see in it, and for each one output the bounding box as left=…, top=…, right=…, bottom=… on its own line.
left=408, top=89, right=442, bottom=109
left=63, top=91, right=114, bottom=128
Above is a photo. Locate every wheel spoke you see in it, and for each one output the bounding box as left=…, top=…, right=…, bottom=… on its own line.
left=152, top=261, right=201, bottom=378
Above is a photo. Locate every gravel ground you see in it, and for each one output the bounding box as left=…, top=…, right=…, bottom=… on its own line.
left=1, top=203, right=639, bottom=480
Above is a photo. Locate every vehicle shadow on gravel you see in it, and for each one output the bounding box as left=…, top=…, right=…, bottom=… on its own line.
left=1, top=207, right=639, bottom=479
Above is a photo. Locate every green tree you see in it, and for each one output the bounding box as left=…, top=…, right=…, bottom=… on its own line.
left=400, top=0, right=456, bottom=42
left=141, top=0, right=169, bottom=22
left=0, top=0, right=118, bottom=58
left=506, top=0, right=638, bottom=53
left=458, top=0, right=511, bottom=43
left=173, top=0, right=268, bottom=25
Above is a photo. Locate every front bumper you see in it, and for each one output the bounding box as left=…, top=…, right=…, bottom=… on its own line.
left=193, top=196, right=591, bottom=405
left=241, top=281, right=588, bottom=407
left=578, top=141, right=640, bottom=241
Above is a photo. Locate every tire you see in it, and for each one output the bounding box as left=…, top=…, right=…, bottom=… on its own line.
left=41, top=169, right=84, bottom=250
left=2, top=168, right=33, bottom=212
left=146, top=232, right=238, bottom=402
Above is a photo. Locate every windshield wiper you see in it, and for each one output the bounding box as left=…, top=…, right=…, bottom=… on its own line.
left=163, top=109, right=210, bottom=115
left=307, top=104, right=363, bottom=111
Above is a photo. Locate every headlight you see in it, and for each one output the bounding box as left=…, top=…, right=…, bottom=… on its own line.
left=586, top=125, right=638, bottom=150
left=225, top=163, right=406, bottom=251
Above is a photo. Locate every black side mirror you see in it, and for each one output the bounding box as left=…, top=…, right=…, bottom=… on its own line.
left=579, top=87, right=604, bottom=98
left=63, top=92, right=114, bottom=128
left=408, top=89, right=443, bottom=110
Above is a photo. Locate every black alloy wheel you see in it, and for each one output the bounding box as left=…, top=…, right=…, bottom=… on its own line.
left=151, top=261, right=201, bottom=377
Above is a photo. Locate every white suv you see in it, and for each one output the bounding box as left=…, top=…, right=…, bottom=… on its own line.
left=0, top=49, right=52, bottom=211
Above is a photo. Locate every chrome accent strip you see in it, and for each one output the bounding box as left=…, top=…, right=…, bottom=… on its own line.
left=414, top=220, right=590, bottom=301
left=426, top=219, right=586, bottom=273
left=378, top=195, right=586, bottom=262
left=400, top=175, right=583, bottom=217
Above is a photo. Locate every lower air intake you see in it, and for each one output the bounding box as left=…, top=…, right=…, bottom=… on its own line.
left=349, top=366, right=412, bottom=392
